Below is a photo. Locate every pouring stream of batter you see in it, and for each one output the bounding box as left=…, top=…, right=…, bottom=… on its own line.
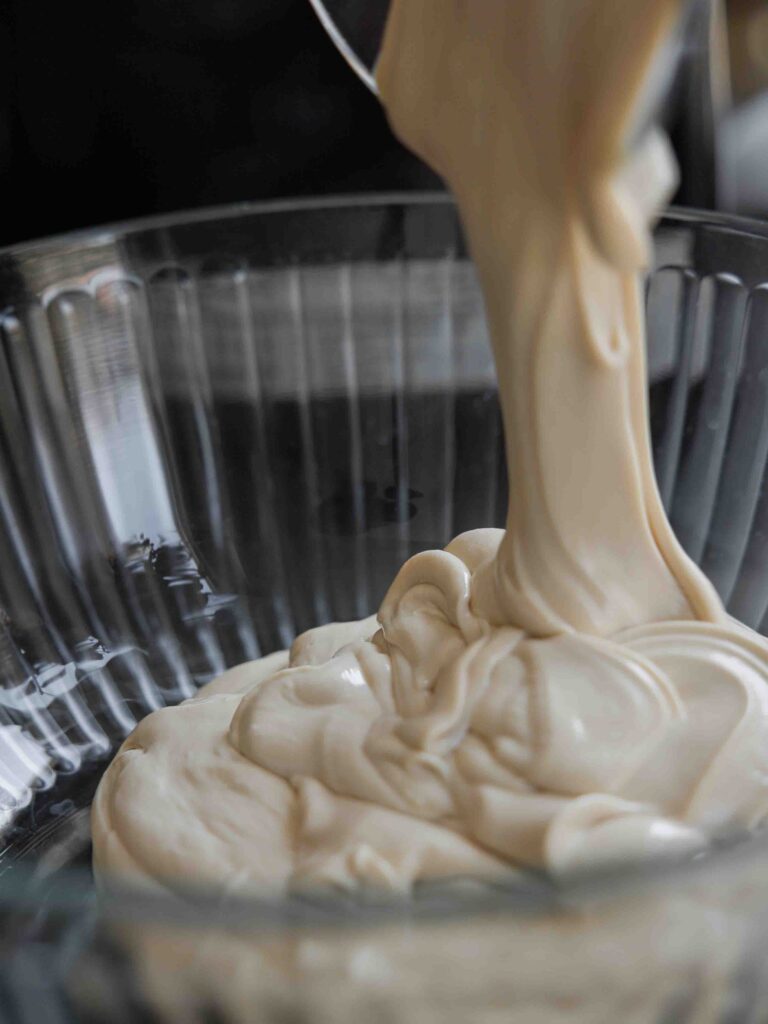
left=93, top=0, right=768, bottom=894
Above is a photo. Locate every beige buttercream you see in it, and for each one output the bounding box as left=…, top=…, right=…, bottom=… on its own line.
left=93, top=0, right=768, bottom=896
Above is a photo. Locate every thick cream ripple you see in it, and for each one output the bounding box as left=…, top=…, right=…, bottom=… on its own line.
left=93, top=529, right=768, bottom=893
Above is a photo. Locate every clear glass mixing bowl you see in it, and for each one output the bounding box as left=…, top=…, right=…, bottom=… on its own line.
left=2, top=197, right=768, bottom=1021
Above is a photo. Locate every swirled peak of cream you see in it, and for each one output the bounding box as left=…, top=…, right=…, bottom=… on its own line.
left=93, top=0, right=768, bottom=896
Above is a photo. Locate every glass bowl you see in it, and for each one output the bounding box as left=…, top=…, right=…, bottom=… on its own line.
left=2, top=196, right=768, bottom=1021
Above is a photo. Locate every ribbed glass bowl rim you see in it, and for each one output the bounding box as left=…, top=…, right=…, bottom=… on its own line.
left=3, top=192, right=768, bottom=261
left=2, top=194, right=768, bottom=929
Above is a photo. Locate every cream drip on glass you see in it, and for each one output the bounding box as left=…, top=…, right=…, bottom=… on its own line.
left=93, top=0, right=768, bottom=895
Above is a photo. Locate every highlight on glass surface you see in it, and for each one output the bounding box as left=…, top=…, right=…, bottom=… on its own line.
left=306, top=0, right=390, bottom=92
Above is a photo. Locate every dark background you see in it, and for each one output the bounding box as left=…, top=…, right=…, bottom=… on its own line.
left=0, top=0, right=442, bottom=248
left=0, top=0, right=762, bottom=249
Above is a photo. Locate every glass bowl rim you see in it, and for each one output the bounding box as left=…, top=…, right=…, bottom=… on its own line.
left=3, top=192, right=768, bottom=264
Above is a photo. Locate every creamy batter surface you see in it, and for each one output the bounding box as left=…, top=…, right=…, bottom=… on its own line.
left=93, top=0, right=768, bottom=896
